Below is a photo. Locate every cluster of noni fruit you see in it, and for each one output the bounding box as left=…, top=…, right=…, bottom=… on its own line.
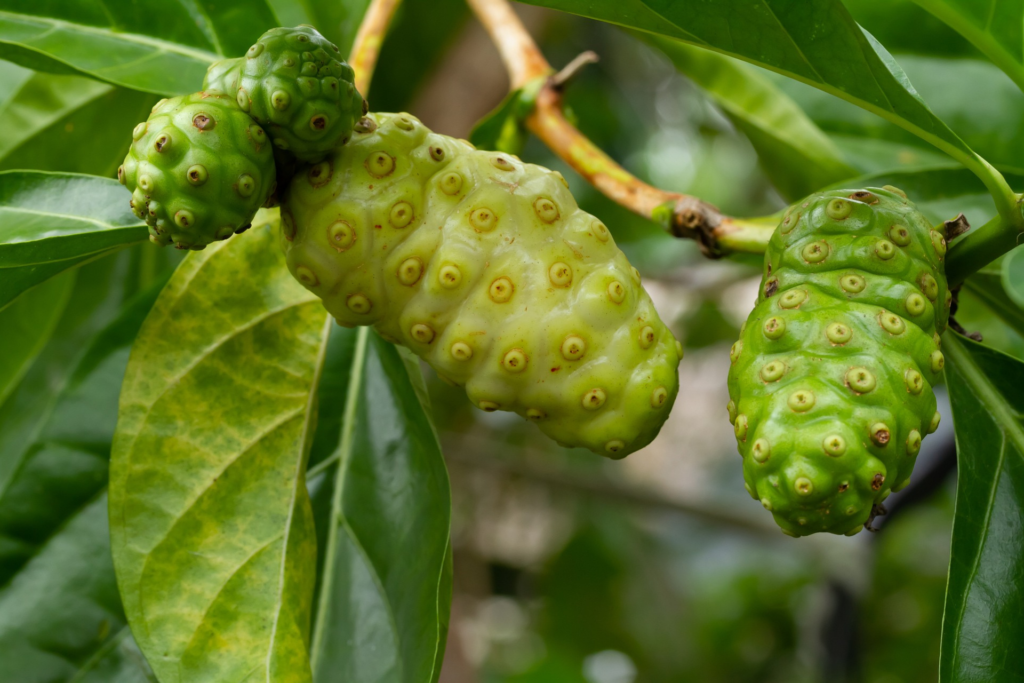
left=119, top=25, right=951, bottom=536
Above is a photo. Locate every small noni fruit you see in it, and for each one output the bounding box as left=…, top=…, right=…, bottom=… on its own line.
left=281, top=112, right=682, bottom=457
left=229, top=25, right=366, bottom=162
left=120, top=93, right=275, bottom=249
left=727, top=187, right=949, bottom=537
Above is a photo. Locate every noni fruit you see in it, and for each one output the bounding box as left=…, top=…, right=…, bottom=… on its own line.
left=120, top=93, right=275, bottom=249
left=727, top=187, right=948, bottom=537
left=231, top=25, right=366, bottom=162
left=281, top=113, right=682, bottom=457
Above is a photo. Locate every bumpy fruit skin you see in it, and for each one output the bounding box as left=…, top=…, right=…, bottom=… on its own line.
left=282, top=113, right=682, bottom=457
left=727, top=187, right=949, bottom=537
left=231, top=26, right=366, bottom=162
left=202, top=57, right=242, bottom=96
left=120, top=93, right=275, bottom=249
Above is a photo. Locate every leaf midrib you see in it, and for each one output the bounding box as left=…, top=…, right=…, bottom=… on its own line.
left=0, top=10, right=218, bottom=63
left=943, top=335, right=1022, bottom=677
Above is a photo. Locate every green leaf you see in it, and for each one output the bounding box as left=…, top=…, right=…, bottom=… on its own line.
left=964, top=270, right=1024, bottom=339
left=0, top=73, right=158, bottom=176
left=0, top=496, right=154, bottom=683
left=908, top=0, right=1024, bottom=92
left=941, top=334, right=1024, bottom=682
left=306, top=327, right=452, bottom=683
left=642, top=35, right=856, bottom=201
left=109, top=219, right=327, bottom=683
left=516, top=0, right=1008, bottom=204
left=1002, top=244, right=1024, bottom=309
left=0, top=266, right=168, bottom=681
left=470, top=89, right=526, bottom=154
left=0, top=2, right=278, bottom=95
left=0, top=271, right=73, bottom=410
left=769, top=56, right=1024, bottom=175
left=0, top=171, right=147, bottom=312
left=846, top=0, right=979, bottom=58
left=470, top=87, right=533, bottom=154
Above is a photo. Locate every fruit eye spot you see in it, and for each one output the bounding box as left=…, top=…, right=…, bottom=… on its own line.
left=410, top=323, right=435, bottom=344
left=470, top=208, right=497, bottom=232
left=489, top=277, right=513, bottom=303
left=186, top=165, right=208, bottom=186
left=561, top=336, right=586, bottom=360
left=328, top=221, right=355, bottom=250
left=639, top=326, right=655, bottom=349
left=192, top=114, right=215, bottom=130
left=310, top=114, right=328, bottom=131
left=549, top=262, right=572, bottom=287
left=347, top=294, right=371, bottom=314
left=582, top=388, right=607, bottom=410
left=366, top=151, right=395, bottom=178
left=397, top=258, right=423, bottom=285
left=607, top=281, right=625, bottom=304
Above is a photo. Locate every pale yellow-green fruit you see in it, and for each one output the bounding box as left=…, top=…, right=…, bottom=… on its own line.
left=281, top=112, right=681, bottom=457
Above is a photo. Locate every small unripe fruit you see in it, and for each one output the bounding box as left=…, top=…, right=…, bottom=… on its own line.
left=727, top=187, right=947, bottom=536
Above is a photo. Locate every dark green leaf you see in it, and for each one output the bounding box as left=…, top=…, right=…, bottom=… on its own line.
left=0, top=266, right=167, bottom=682
left=0, top=171, right=147, bottom=311
left=307, top=328, right=452, bottom=683
left=769, top=56, right=1024, bottom=175
left=110, top=217, right=327, bottom=683
left=0, top=271, right=72, bottom=409
left=963, top=270, right=1024, bottom=340
left=267, top=0, right=373, bottom=56
left=0, top=2, right=278, bottom=95
left=643, top=35, right=856, bottom=201
left=1002, top=244, right=1024, bottom=310
left=370, top=0, right=468, bottom=110
left=0, top=73, right=158, bottom=176
left=845, top=0, right=979, bottom=58
left=516, top=0, right=989, bottom=179
left=942, top=334, right=1024, bottom=682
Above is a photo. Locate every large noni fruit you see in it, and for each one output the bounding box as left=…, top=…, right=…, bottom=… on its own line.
left=220, top=25, right=366, bottom=162
left=727, top=187, right=949, bottom=537
left=120, top=93, right=275, bottom=249
left=282, top=112, right=682, bottom=457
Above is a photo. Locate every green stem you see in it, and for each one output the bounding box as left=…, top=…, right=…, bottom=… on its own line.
left=716, top=215, right=777, bottom=255
left=946, top=213, right=1022, bottom=286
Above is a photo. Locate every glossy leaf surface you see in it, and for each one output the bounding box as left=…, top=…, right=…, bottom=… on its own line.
left=307, top=328, right=451, bottom=683
left=0, top=260, right=168, bottom=682
left=109, top=221, right=327, bottom=683
left=0, top=171, right=147, bottom=311
left=0, top=1, right=278, bottom=95
left=942, top=335, right=1024, bottom=683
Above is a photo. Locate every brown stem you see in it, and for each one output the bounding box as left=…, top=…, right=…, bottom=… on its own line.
left=349, top=0, right=404, bottom=96
left=466, top=0, right=774, bottom=258
left=464, top=0, right=551, bottom=88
